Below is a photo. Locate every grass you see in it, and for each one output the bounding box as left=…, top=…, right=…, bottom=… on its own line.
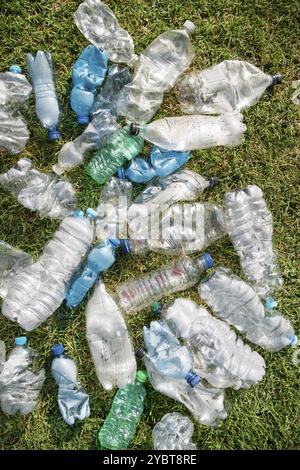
left=0, top=0, right=299, bottom=451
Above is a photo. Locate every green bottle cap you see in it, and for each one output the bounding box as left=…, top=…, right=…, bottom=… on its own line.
left=136, top=370, right=148, bottom=383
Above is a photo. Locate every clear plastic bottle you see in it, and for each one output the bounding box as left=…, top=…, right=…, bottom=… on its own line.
left=86, top=279, right=137, bottom=390
left=2, top=209, right=96, bottom=331
left=0, top=336, right=45, bottom=415
left=115, top=252, right=213, bottom=314
left=117, top=21, right=195, bottom=124
left=98, top=370, right=147, bottom=450
left=66, top=238, right=120, bottom=308
left=0, top=240, right=32, bottom=299
left=51, top=344, right=90, bottom=425
left=0, top=158, right=77, bottom=219
left=129, top=112, right=246, bottom=151
left=199, top=267, right=296, bottom=352
left=178, top=60, right=282, bottom=115
left=74, top=0, right=136, bottom=65
left=152, top=412, right=197, bottom=450
left=27, top=51, right=61, bottom=141
left=157, top=298, right=266, bottom=389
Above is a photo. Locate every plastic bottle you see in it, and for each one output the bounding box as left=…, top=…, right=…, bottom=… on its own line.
left=178, top=60, right=282, bottom=115
left=26, top=51, right=61, bottom=141
left=86, top=125, right=144, bottom=184
left=86, top=279, right=137, bottom=390
left=199, top=267, right=296, bottom=352
left=71, top=45, right=108, bottom=124
left=74, top=0, right=136, bottom=65
left=2, top=209, right=96, bottom=331
left=117, top=21, right=195, bottom=124
left=51, top=344, right=90, bottom=425
left=98, top=370, right=147, bottom=450
left=156, top=298, right=265, bottom=389
left=0, top=336, right=45, bottom=415
left=152, top=412, right=197, bottom=450
left=129, top=112, right=246, bottom=152
left=0, top=340, right=5, bottom=367
left=0, top=158, right=77, bottom=219
left=115, top=253, right=213, bottom=314
left=66, top=238, right=120, bottom=308
left=0, top=240, right=32, bottom=299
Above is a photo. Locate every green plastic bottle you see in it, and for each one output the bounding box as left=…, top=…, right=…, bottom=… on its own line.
left=98, top=370, right=147, bottom=450
left=86, top=126, right=144, bottom=184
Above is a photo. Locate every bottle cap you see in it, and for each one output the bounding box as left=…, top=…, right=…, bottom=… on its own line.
left=271, top=74, right=283, bottom=86
left=51, top=343, right=64, bottom=356
left=186, top=371, right=200, bottom=387
left=52, top=163, right=65, bottom=176
left=15, top=336, right=27, bottom=346
left=290, top=335, right=298, bottom=347
left=86, top=208, right=97, bottom=219
left=120, top=239, right=132, bottom=255
left=202, top=253, right=214, bottom=270
left=207, top=176, right=219, bottom=188
left=183, top=20, right=196, bottom=33
left=129, top=123, right=140, bottom=136
left=118, top=167, right=126, bottom=179
left=77, top=115, right=90, bottom=125
left=136, top=370, right=148, bottom=383
left=151, top=302, right=162, bottom=315
left=48, top=129, right=61, bottom=141
left=265, top=298, right=277, bottom=309
left=108, top=238, right=120, bottom=248
left=9, top=65, right=22, bottom=74
left=72, top=208, right=84, bottom=218
left=135, top=348, right=145, bottom=359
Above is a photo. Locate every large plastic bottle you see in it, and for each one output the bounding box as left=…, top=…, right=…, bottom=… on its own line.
left=115, top=253, right=213, bottom=314
left=86, top=279, right=137, bottom=390
left=2, top=209, right=96, bottom=331
left=0, top=158, right=77, bottom=219
left=156, top=298, right=265, bottom=389
left=26, top=51, right=61, bottom=141
left=0, top=240, right=32, bottom=299
left=51, top=344, right=90, bottom=425
left=152, top=413, right=197, bottom=450
left=117, top=21, right=195, bottom=124
left=71, top=45, right=108, bottom=124
left=178, top=60, right=282, bottom=115
left=129, top=112, right=246, bottom=152
left=66, top=238, right=120, bottom=308
left=86, top=126, right=144, bottom=184
left=98, top=370, right=147, bottom=450
left=199, top=267, right=297, bottom=352
left=0, top=336, right=45, bottom=415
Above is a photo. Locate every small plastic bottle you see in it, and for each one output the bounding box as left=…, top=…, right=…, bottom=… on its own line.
left=152, top=412, right=197, bottom=450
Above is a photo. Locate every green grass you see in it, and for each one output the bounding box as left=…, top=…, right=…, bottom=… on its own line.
left=0, top=0, right=300, bottom=451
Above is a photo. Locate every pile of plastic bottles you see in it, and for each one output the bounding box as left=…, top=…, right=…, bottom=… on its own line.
left=0, top=0, right=297, bottom=451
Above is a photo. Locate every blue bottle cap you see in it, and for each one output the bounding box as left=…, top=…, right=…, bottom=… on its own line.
left=186, top=371, right=201, bottom=387
left=72, top=208, right=84, bottom=218
left=265, top=298, right=277, bottom=309
left=290, top=335, right=298, bottom=347
left=15, top=336, right=27, bottom=346
left=9, top=65, right=22, bottom=74
left=86, top=208, right=97, bottom=219
left=51, top=343, right=64, bottom=356
left=109, top=239, right=120, bottom=248
left=48, top=129, right=61, bottom=141
left=77, top=115, right=90, bottom=125
left=118, top=167, right=126, bottom=179
left=120, top=239, right=132, bottom=255
left=202, top=253, right=214, bottom=269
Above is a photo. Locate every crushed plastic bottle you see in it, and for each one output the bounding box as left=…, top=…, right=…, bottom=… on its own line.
left=0, top=337, right=45, bottom=415
left=66, top=238, right=120, bottom=308
left=117, top=21, right=195, bottom=124
left=71, top=45, right=108, bottom=124
left=152, top=412, right=197, bottom=450
left=0, top=65, right=32, bottom=153
left=0, top=240, right=32, bottom=299
left=98, top=370, right=147, bottom=449
left=51, top=344, right=90, bottom=425
left=86, top=279, right=137, bottom=390
left=74, top=0, right=136, bottom=65
left=157, top=298, right=265, bottom=389
left=27, top=51, right=61, bottom=141
left=129, top=112, right=246, bottom=152
left=199, top=267, right=296, bottom=352
left=86, top=125, right=144, bottom=184
left=115, top=252, right=213, bottom=314
left=178, top=60, right=282, bottom=115
left=0, top=158, right=77, bottom=219
left=2, top=209, right=96, bottom=331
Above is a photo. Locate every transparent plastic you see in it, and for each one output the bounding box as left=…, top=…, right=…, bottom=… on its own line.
left=0, top=240, right=32, bottom=299
left=152, top=412, right=197, bottom=450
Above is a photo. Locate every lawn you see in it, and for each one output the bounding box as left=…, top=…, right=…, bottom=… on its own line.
left=0, top=0, right=299, bottom=450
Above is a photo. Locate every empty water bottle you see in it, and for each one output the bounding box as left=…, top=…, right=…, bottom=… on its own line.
left=178, top=60, right=282, bottom=115
left=86, top=279, right=136, bottom=390
left=117, top=21, right=195, bottom=123
left=157, top=298, right=265, bottom=389
left=51, top=344, right=90, bottom=425
left=66, top=238, right=120, bottom=308
left=0, top=336, right=45, bottom=415
left=2, top=209, right=96, bottom=331
left=129, top=112, right=246, bottom=151
left=71, top=45, right=108, bottom=124
left=115, top=252, right=213, bottom=314
left=27, top=51, right=61, bottom=141
left=86, top=125, right=144, bottom=184
left=0, top=240, right=32, bottom=299
left=0, top=158, right=77, bottom=219
left=199, top=267, right=296, bottom=352
left=74, top=0, right=136, bottom=65
left=152, top=413, right=197, bottom=450
left=98, top=370, right=147, bottom=449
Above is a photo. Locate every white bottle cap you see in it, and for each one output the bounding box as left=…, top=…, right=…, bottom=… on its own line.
left=183, top=20, right=196, bottom=33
